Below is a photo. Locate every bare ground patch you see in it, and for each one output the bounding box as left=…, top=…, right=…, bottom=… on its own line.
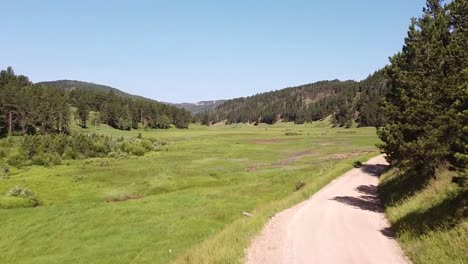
left=248, top=138, right=302, bottom=144
left=248, top=139, right=285, bottom=144
left=317, top=141, right=335, bottom=146
left=245, top=151, right=317, bottom=172
left=275, top=151, right=317, bottom=165
left=106, top=195, right=143, bottom=203
left=326, top=150, right=375, bottom=160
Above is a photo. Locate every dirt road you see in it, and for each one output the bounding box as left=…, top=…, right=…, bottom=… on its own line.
left=246, top=155, right=408, bottom=264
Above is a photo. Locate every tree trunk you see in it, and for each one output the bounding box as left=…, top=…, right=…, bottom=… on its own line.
left=8, top=111, right=12, bottom=136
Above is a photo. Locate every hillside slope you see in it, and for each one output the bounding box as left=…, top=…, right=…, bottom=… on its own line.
left=0, top=69, right=192, bottom=135
left=37, top=80, right=143, bottom=100
left=168, top=100, right=227, bottom=114
left=199, top=70, right=387, bottom=127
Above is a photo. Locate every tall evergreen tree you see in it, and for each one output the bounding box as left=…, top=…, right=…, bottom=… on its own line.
left=378, top=0, right=467, bottom=176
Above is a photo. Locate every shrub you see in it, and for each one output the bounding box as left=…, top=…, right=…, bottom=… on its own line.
left=6, top=150, right=28, bottom=167
left=140, top=139, right=153, bottom=151
left=62, top=146, right=78, bottom=160
left=0, top=133, right=160, bottom=168
left=295, top=180, right=306, bottom=191
left=129, top=144, right=146, bottom=156
left=0, top=196, right=39, bottom=209
left=7, top=186, right=36, bottom=198
left=32, top=154, right=49, bottom=166
left=353, top=161, right=363, bottom=168
left=47, top=153, right=62, bottom=166
left=285, top=131, right=302, bottom=136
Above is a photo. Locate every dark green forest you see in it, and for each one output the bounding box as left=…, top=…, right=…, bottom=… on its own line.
left=0, top=71, right=192, bottom=137
left=197, top=70, right=388, bottom=128
left=378, top=0, right=467, bottom=177
left=37, top=80, right=142, bottom=99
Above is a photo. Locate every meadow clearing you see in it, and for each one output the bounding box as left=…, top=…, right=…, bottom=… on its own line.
left=0, top=121, right=380, bottom=263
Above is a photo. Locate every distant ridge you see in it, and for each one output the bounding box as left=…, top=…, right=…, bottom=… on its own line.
left=168, top=100, right=227, bottom=114
left=37, top=80, right=147, bottom=101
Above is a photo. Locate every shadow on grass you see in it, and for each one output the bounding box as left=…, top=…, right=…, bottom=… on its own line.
left=390, top=189, right=468, bottom=236
left=378, top=169, right=430, bottom=206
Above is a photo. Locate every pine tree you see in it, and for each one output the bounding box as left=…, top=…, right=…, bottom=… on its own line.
left=378, top=0, right=467, bottom=176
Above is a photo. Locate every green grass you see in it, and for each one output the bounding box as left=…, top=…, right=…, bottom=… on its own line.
left=0, top=122, right=379, bottom=263
left=379, top=168, right=468, bottom=264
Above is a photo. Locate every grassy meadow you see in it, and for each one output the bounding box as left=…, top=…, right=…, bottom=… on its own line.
left=0, top=121, right=380, bottom=263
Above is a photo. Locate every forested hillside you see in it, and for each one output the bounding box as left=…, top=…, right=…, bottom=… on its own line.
left=169, top=100, right=227, bottom=114
left=198, top=70, right=388, bottom=127
left=0, top=69, right=192, bottom=137
left=37, top=80, right=141, bottom=99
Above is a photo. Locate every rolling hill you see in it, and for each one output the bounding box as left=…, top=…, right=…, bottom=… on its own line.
left=199, top=70, right=387, bottom=127
left=169, top=100, right=227, bottom=114
left=37, top=80, right=145, bottom=100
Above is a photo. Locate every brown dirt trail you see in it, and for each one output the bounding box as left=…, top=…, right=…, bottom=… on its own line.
left=246, top=155, right=408, bottom=264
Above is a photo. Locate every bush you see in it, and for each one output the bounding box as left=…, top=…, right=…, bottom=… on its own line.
left=0, top=196, right=39, bottom=209
left=32, top=154, right=49, bottom=166
left=6, top=150, right=28, bottom=167
left=0, top=133, right=162, bottom=167
left=7, top=186, right=36, bottom=198
left=353, top=161, right=363, bottom=168
left=285, top=131, right=302, bottom=136
left=47, top=153, right=62, bottom=166
left=295, top=180, right=306, bottom=191
left=2, top=186, right=40, bottom=208
left=62, top=146, right=78, bottom=160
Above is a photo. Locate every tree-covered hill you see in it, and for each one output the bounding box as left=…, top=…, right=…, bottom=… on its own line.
left=167, top=100, right=227, bottom=115
left=198, top=70, right=387, bottom=127
left=0, top=69, right=192, bottom=137
left=37, top=80, right=141, bottom=99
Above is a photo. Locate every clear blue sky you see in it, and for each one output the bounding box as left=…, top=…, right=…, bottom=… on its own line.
left=2, top=0, right=426, bottom=103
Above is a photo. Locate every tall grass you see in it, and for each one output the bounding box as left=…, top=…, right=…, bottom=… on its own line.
left=379, top=168, right=467, bottom=264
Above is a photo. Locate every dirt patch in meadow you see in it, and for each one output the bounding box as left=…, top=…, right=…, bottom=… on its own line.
left=248, top=138, right=302, bottom=144
left=317, top=141, right=335, bottom=146
left=245, top=151, right=317, bottom=172
left=245, top=164, right=259, bottom=172
left=275, top=151, right=317, bottom=165
left=249, top=138, right=286, bottom=144
left=106, top=195, right=143, bottom=203
left=326, top=150, right=375, bottom=160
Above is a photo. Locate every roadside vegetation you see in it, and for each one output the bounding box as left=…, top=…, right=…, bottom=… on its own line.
left=377, top=1, right=467, bottom=264
left=379, top=168, right=467, bottom=264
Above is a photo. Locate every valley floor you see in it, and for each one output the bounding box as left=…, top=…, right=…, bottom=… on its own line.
left=0, top=122, right=380, bottom=263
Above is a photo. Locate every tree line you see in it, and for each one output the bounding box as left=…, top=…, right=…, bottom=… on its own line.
left=197, top=71, right=388, bottom=128
left=0, top=69, right=192, bottom=137
left=378, top=0, right=467, bottom=177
